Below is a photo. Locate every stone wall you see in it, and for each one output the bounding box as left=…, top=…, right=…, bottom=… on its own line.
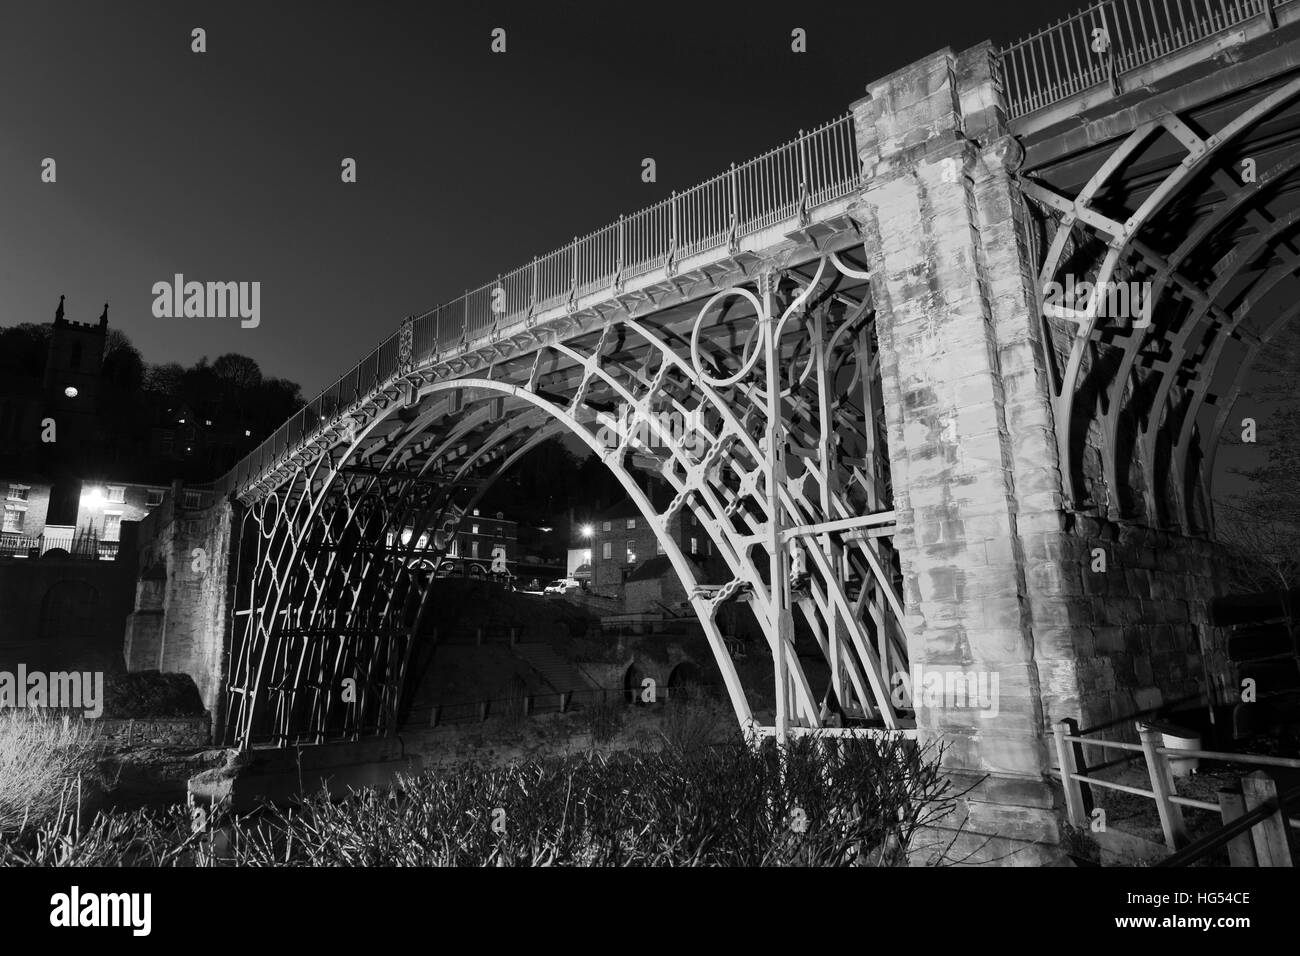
left=124, top=483, right=235, bottom=723
left=91, top=715, right=211, bottom=748
left=0, top=549, right=136, bottom=674
left=1045, top=518, right=1230, bottom=734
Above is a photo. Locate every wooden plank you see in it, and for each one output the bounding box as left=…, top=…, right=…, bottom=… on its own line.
left=1218, top=788, right=1258, bottom=867
left=1242, top=771, right=1294, bottom=867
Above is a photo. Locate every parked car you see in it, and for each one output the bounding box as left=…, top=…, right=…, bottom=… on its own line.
left=544, top=577, right=581, bottom=596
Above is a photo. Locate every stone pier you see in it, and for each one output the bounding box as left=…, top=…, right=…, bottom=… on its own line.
left=850, top=44, right=1227, bottom=864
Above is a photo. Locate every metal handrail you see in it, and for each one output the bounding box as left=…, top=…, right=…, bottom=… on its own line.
left=997, top=0, right=1277, bottom=119
left=207, top=114, right=861, bottom=501
left=1052, top=719, right=1300, bottom=859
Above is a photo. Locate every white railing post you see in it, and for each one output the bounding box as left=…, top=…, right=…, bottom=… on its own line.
left=667, top=191, right=678, bottom=272
left=797, top=130, right=810, bottom=225
left=570, top=236, right=578, bottom=304
left=727, top=163, right=739, bottom=251
left=616, top=214, right=624, bottom=289
left=529, top=256, right=538, bottom=320
left=494, top=273, right=502, bottom=332
left=1053, top=719, right=1089, bottom=827
left=1101, top=0, right=1122, bottom=94
left=1138, top=721, right=1188, bottom=850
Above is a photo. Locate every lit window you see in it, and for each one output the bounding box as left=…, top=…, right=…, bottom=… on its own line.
left=6, top=484, right=29, bottom=502
left=602, top=520, right=611, bottom=532
left=690, top=537, right=699, bottom=555
left=472, top=508, right=480, bottom=516
left=601, top=541, right=612, bottom=560
left=626, top=518, right=636, bottom=530
left=146, top=489, right=164, bottom=507
left=2, top=507, right=24, bottom=534
left=471, top=524, right=480, bottom=535
left=626, top=540, right=636, bottom=564
left=106, top=485, right=126, bottom=504
left=470, top=541, right=479, bottom=558
left=103, top=513, right=123, bottom=542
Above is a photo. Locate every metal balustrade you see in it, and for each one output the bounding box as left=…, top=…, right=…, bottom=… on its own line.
left=209, top=113, right=862, bottom=500
left=998, top=0, right=1279, bottom=119
left=0, top=529, right=118, bottom=561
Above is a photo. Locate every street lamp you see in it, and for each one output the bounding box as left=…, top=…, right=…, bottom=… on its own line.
left=580, top=524, right=594, bottom=538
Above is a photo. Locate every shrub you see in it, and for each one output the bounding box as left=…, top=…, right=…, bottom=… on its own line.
left=0, top=735, right=956, bottom=867
left=582, top=696, right=624, bottom=745
left=660, top=694, right=721, bottom=753
left=498, top=675, right=529, bottom=730
left=0, top=711, right=104, bottom=832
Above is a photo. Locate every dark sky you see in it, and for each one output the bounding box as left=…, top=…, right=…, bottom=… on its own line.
left=0, top=0, right=1087, bottom=399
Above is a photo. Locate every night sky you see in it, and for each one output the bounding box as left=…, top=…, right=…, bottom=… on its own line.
left=1, top=0, right=1088, bottom=397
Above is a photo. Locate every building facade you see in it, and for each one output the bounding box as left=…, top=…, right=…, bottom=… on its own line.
left=384, top=507, right=518, bottom=578
left=1, top=476, right=170, bottom=560
left=585, top=498, right=726, bottom=607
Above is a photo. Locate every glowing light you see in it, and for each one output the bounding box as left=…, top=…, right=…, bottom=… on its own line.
left=580, top=524, right=594, bottom=538
left=81, top=486, right=105, bottom=507
left=63, top=386, right=78, bottom=398
left=400, top=529, right=413, bottom=545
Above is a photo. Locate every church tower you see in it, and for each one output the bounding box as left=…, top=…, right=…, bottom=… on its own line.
left=43, top=296, right=109, bottom=414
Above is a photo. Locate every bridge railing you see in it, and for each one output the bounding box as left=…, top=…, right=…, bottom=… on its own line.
left=210, top=113, right=861, bottom=500
left=998, top=0, right=1278, bottom=119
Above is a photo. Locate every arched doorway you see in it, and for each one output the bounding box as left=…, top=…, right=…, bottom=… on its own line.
left=623, top=662, right=647, bottom=705
left=667, top=661, right=706, bottom=701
